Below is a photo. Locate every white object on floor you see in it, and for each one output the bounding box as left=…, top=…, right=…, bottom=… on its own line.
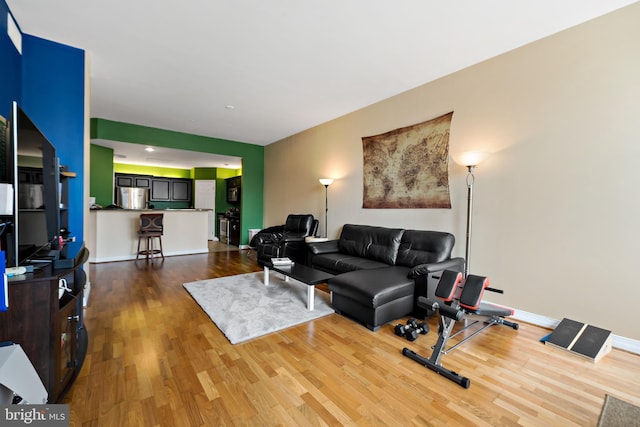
left=0, top=343, right=48, bottom=404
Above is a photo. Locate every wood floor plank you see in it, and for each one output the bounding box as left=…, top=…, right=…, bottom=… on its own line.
left=61, top=250, right=640, bottom=426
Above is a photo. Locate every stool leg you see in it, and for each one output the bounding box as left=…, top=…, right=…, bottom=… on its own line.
left=136, top=236, right=142, bottom=260
left=158, top=236, right=164, bottom=259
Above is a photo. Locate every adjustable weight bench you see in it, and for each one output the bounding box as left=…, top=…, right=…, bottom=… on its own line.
left=402, top=270, right=519, bottom=388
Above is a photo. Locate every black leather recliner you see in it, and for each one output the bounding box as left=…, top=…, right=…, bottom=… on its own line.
left=256, top=214, right=318, bottom=266
left=249, top=224, right=285, bottom=249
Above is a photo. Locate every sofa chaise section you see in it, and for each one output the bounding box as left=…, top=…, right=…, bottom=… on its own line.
left=307, top=224, right=464, bottom=330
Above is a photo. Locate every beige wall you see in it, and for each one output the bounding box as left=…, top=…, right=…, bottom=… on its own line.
left=264, top=4, right=640, bottom=341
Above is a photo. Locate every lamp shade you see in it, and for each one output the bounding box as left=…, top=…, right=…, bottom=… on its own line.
left=319, top=178, right=334, bottom=186
left=455, top=151, right=489, bottom=167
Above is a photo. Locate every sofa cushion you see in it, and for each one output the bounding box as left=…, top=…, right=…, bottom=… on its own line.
left=328, top=266, right=414, bottom=309
left=395, top=230, right=455, bottom=267
left=338, top=224, right=404, bottom=265
left=313, top=253, right=390, bottom=273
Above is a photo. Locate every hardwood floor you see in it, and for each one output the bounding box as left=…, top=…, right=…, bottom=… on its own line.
left=64, top=250, right=640, bottom=426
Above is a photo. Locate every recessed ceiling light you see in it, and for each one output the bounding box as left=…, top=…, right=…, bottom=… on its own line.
left=225, top=105, right=235, bottom=110
left=145, top=147, right=155, bottom=152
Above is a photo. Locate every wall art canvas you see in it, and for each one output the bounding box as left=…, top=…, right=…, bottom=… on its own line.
left=362, top=111, right=453, bottom=208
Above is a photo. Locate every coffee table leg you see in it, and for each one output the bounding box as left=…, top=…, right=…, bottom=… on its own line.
left=307, top=286, right=314, bottom=311
left=264, top=266, right=269, bottom=286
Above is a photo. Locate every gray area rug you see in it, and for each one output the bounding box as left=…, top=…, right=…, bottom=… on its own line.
left=183, top=272, right=333, bottom=344
left=598, top=394, right=640, bottom=427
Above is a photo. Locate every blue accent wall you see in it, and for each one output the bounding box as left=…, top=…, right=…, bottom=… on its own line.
left=0, top=4, right=21, bottom=119
left=21, top=34, right=85, bottom=247
left=1, top=0, right=86, bottom=255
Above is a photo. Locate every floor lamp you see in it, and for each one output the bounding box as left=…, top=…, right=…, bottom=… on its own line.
left=456, top=152, right=488, bottom=278
left=319, top=178, right=334, bottom=238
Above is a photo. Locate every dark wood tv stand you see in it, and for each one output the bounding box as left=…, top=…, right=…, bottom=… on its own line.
left=0, top=250, right=88, bottom=403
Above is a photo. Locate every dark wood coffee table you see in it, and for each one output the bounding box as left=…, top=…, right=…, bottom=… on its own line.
left=263, top=263, right=334, bottom=310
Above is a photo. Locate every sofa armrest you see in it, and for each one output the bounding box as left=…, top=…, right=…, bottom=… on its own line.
left=408, top=257, right=465, bottom=278
left=282, top=235, right=307, bottom=243
left=253, top=232, right=283, bottom=246
left=307, top=239, right=340, bottom=255
left=281, top=239, right=307, bottom=253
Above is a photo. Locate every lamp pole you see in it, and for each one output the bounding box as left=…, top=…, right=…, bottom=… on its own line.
left=464, top=165, right=475, bottom=278
left=323, top=184, right=329, bottom=237
left=455, top=151, right=488, bottom=279
left=319, top=179, right=334, bottom=238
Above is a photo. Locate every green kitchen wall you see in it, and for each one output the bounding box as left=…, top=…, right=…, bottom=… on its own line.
left=90, top=144, right=114, bottom=207
left=90, top=119, right=264, bottom=245
left=192, top=168, right=218, bottom=180
left=114, top=163, right=192, bottom=178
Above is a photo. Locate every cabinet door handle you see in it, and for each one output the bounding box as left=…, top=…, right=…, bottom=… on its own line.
left=67, top=315, right=80, bottom=322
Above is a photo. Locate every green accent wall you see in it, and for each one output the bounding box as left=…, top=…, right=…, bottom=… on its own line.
left=90, top=118, right=264, bottom=245
left=114, top=163, right=191, bottom=178
left=217, top=169, right=240, bottom=179
left=90, top=144, right=114, bottom=206
left=192, top=168, right=217, bottom=180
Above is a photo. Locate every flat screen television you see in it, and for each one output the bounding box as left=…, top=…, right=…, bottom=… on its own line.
left=3, top=101, right=61, bottom=267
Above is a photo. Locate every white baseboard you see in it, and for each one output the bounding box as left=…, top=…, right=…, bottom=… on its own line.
left=89, top=249, right=209, bottom=263
left=512, top=308, right=560, bottom=329
left=512, top=308, right=640, bottom=355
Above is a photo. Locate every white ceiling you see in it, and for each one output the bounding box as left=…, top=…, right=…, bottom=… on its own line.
left=6, top=0, right=638, bottom=167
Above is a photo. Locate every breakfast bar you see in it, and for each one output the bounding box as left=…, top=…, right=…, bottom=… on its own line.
left=87, top=209, right=209, bottom=263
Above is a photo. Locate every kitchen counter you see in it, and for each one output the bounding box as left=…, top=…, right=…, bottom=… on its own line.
left=87, top=209, right=209, bottom=262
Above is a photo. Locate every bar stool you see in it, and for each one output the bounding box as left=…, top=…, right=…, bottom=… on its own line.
left=136, top=213, right=164, bottom=260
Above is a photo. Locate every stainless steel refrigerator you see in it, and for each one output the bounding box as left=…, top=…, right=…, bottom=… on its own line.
left=117, top=187, right=148, bottom=210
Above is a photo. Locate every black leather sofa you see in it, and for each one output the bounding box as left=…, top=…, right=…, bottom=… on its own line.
left=307, top=224, right=464, bottom=330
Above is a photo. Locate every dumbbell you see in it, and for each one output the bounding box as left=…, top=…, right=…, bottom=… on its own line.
left=405, top=321, right=429, bottom=341
left=394, top=318, right=417, bottom=337
left=394, top=318, right=426, bottom=339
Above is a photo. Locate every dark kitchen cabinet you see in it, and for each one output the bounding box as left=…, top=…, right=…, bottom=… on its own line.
left=116, top=173, right=192, bottom=203
left=150, top=179, right=171, bottom=201
left=115, top=175, right=133, bottom=187
left=151, top=178, right=192, bottom=202
left=134, top=176, right=151, bottom=188
left=228, top=218, right=240, bottom=246
left=115, top=174, right=151, bottom=188
left=225, top=176, right=241, bottom=204
left=171, top=179, right=192, bottom=202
